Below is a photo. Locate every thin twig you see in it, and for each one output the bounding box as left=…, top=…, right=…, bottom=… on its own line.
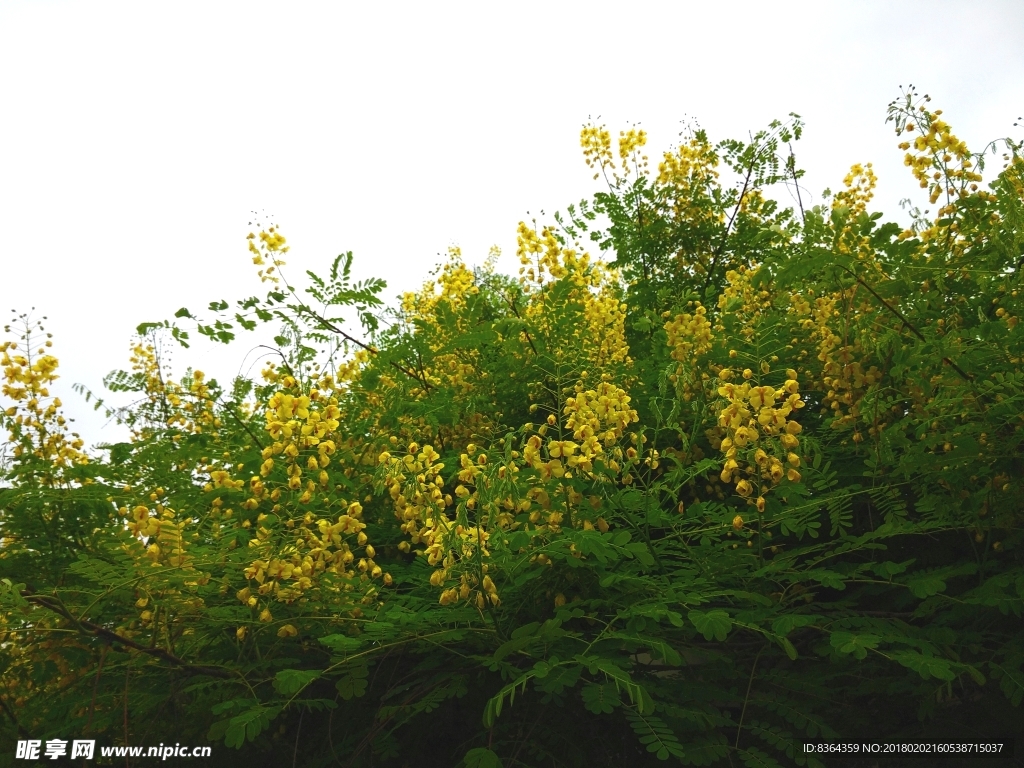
left=788, top=143, right=805, bottom=224
left=704, top=158, right=756, bottom=293
left=85, top=643, right=109, bottom=734
left=123, top=664, right=131, bottom=768
left=734, top=645, right=766, bottom=751
left=292, top=708, right=304, bottom=768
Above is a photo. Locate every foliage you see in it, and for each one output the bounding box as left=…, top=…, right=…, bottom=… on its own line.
left=2, top=87, right=1023, bottom=767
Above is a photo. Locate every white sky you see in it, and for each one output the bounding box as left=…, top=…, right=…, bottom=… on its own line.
left=2, top=0, right=1022, bottom=450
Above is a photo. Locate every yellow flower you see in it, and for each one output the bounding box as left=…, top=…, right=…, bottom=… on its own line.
left=780, top=433, right=800, bottom=449
left=277, top=624, right=298, bottom=638
left=748, top=386, right=777, bottom=409
left=732, top=515, right=743, bottom=531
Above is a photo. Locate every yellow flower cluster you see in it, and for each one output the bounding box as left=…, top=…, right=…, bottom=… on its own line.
left=653, top=132, right=725, bottom=278
left=581, top=122, right=649, bottom=183
left=617, top=127, right=649, bottom=174
left=717, top=266, right=770, bottom=337
left=580, top=124, right=613, bottom=180
left=559, top=380, right=639, bottom=477
left=665, top=302, right=714, bottom=370
left=401, top=250, right=479, bottom=320
left=246, top=226, right=289, bottom=284
left=834, top=163, right=877, bottom=219
left=831, top=164, right=888, bottom=268
left=380, top=443, right=500, bottom=608
left=241, top=500, right=375, bottom=604
left=656, top=133, right=719, bottom=189
left=516, top=221, right=631, bottom=373
left=517, top=222, right=568, bottom=285
left=380, top=442, right=450, bottom=554
left=260, top=387, right=334, bottom=490
left=124, top=504, right=192, bottom=569
left=233, top=374, right=387, bottom=604
left=994, top=298, right=1020, bottom=331
left=1, top=327, right=87, bottom=473
left=799, top=291, right=882, bottom=435
left=438, top=569, right=500, bottom=610
left=580, top=277, right=631, bottom=369
left=714, top=369, right=805, bottom=512
left=127, top=344, right=219, bottom=438
left=895, top=109, right=983, bottom=206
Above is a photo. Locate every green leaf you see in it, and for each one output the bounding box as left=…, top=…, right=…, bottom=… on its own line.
left=779, top=637, right=798, bottom=660
left=807, top=570, right=846, bottom=590
left=273, top=669, right=320, bottom=695
left=220, top=705, right=279, bottom=749
left=739, top=746, right=784, bottom=768
left=687, top=609, right=732, bottom=641
left=891, top=651, right=956, bottom=681
left=0, top=579, right=29, bottom=609
left=625, top=542, right=656, bottom=567
left=771, top=614, right=819, bottom=637
left=319, top=634, right=363, bottom=653
left=871, top=560, right=912, bottom=578
left=464, top=747, right=503, bottom=768
left=581, top=681, right=620, bottom=714
left=907, top=573, right=946, bottom=598
left=966, top=665, right=987, bottom=686
left=829, top=632, right=880, bottom=660
left=335, top=664, right=369, bottom=700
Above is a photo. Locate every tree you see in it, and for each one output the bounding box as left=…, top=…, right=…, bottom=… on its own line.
left=2, top=87, right=1023, bottom=767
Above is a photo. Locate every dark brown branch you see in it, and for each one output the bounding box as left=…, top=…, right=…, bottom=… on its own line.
left=293, top=306, right=432, bottom=390
left=22, top=591, right=233, bottom=679
left=704, top=156, right=756, bottom=294
left=0, top=692, right=29, bottom=739
left=503, top=293, right=539, bottom=356
left=836, top=265, right=975, bottom=383
left=221, top=400, right=264, bottom=451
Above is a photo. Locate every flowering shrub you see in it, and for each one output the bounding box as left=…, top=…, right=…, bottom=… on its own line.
left=1, top=87, right=1023, bottom=767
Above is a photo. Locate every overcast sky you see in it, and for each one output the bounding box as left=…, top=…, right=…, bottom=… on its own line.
left=2, top=0, right=1022, bottom=450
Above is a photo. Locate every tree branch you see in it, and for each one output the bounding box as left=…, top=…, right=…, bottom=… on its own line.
left=292, top=305, right=432, bottom=390
left=22, top=590, right=233, bottom=679
left=836, top=265, right=975, bottom=383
